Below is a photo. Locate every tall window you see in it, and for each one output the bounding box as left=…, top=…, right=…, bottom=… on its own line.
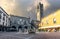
left=3, top=14, right=5, bottom=16
left=3, top=22, right=4, bottom=25
left=0, top=10, right=2, bottom=19
left=46, top=20, right=48, bottom=24
left=24, top=21, right=26, bottom=25
left=3, top=17, right=5, bottom=20
left=53, top=18, right=56, bottom=24
left=0, top=14, right=1, bottom=19
left=0, top=10, right=3, bottom=13
left=3, top=14, right=5, bottom=20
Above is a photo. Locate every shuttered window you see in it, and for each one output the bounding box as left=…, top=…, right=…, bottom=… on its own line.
left=0, top=13, right=1, bottom=19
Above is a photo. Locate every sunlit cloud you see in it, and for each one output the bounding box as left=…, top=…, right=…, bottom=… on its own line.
left=0, top=0, right=16, bottom=15
left=0, top=0, right=60, bottom=20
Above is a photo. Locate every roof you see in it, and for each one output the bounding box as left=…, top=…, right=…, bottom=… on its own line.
left=10, top=15, right=30, bottom=19
left=0, top=7, right=9, bottom=16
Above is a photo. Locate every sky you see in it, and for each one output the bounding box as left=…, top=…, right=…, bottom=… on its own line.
left=0, top=0, right=60, bottom=20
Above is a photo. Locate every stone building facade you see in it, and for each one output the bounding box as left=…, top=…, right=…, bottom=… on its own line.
left=10, top=15, right=30, bottom=31
left=0, top=7, right=10, bottom=31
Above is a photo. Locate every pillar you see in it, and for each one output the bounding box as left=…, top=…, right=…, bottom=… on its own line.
left=16, top=27, right=19, bottom=32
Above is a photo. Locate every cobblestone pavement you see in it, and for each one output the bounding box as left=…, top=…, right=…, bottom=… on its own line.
left=31, top=32, right=60, bottom=39
left=0, top=32, right=60, bottom=39
left=0, top=32, right=35, bottom=39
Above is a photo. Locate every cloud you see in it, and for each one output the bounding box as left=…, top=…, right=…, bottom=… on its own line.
left=0, top=0, right=16, bottom=14
left=0, top=0, right=35, bottom=19
left=44, top=0, right=60, bottom=17
left=0, top=0, right=60, bottom=20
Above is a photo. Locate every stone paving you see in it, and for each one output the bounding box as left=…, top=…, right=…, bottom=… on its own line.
left=31, top=32, right=60, bottom=39
left=0, top=32, right=60, bottom=39
left=0, top=32, right=35, bottom=39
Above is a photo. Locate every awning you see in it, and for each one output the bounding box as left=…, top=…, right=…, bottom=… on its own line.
left=39, top=25, right=60, bottom=29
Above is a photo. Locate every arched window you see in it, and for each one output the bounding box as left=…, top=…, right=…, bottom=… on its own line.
left=46, top=20, right=48, bottom=24
left=53, top=18, right=56, bottom=24
left=24, top=26, right=28, bottom=29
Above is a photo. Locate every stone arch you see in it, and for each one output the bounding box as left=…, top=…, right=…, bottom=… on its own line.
left=12, top=26, right=16, bottom=29
left=18, top=25, right=22, bottom=29
left=24, top=26, right=28, bottom=29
